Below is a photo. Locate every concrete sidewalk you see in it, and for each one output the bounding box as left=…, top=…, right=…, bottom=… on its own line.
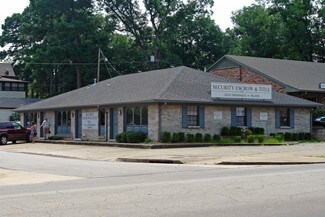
left=1, top=141, right=325, bottom=165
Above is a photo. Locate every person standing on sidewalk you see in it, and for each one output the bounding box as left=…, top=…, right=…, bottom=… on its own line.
left=41, top=117, right=51, bottom=140
left=30, top=121, right=37, bottom=143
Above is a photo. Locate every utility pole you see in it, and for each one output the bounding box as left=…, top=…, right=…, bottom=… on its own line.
left=97, top=48, right=101, bottom=82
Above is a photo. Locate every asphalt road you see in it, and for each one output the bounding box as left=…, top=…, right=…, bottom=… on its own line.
left=1, top=151, right=325, bottom=217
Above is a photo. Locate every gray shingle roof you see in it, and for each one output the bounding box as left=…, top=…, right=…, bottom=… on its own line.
left=212, top=55, right=325, bottom=92
left=0, top=98, right=41, bottom=109
left=0, top=63, right=16, bottom=77
left=15, top=66, right=321, bottom=112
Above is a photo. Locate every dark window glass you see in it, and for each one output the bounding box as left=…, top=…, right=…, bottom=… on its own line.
left=5, top=83, right=10, bottom=91
left=0, top=82, right=3, bottom=91
left=280, top=108, right=290, bottom=127
left=142, top=107, right=148, bottom=125
left=68, top=111, right=71, bottom=126
left=57, top=112, right=62, bottom=126
left=18, top=83, right=25, bottom=91
left=100, top=110, right=105, bottom=125
left=12, top=83, right=18, bottom=91
left=187, top=106, right=199, bottom=126
left=134, top=107, right=141, bottom=125
left=126, top=108, right=133, bottom=125
left=62, top=112, right=67, bottom=125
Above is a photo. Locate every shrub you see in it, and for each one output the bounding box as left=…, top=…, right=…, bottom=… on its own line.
left=247, top=135, right=255, bottom=143
left=126, top=132, right=146, bottom=143
left=245, top=129, right=253, bottom=136
left=275, top=134, right=284, bottom=142
left=298, top=132, right=305, bottom=140
left=270, top=133, right=276, bottom=137
left=257, top=135, right=265, bottom=143
left=234, top=136, right=241, bottom=143
left=284, top=132, right=293, bottom=141
left=162, top=132, right=171, bottom=143
left=292, top=133, right=299, bottom=141
left=213, top=134, right=221, bottom=142
left=48, top=136, right=64, bottom=140
left=255, top=127, right=265, bottom=135
left=195, top=133, right=203, bottom=142
left=115, top=134, right=122, bottom=143
left=305, top=133, right=312, bottom=140
left=204, top=134, right=212, bottom=142
left=229, top=126, right=241, bottom=136
left=220, top=127, right=229, bottom=136
left=144, top=138, right=152, bottom=144
left=178, top=132, right=185, bottom=142
left=186, top=133, right=195, bottom=143
left=121, top=132, right=128, bottom=143
left=171, top=132, right=180, bottom=143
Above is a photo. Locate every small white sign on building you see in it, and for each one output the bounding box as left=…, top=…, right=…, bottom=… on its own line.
left=260, top=112, right=268, bottom=121
left=211, top=82, right=272, bottom=100
left=214, top=111, right=222, bottom=120
left=82, top=112, right=98, bottom=129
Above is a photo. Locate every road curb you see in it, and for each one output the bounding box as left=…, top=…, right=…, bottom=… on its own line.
left=218, top=161, right=325, bottom=165
left=116, top=157, right=183, bottom=164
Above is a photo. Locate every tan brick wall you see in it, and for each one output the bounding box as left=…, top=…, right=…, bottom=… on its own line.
left=210, top=67, right=286, bottom=93
left=148, top=104, right=160, bottom=141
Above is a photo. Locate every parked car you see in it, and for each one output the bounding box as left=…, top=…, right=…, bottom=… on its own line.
left=313, top=116, right=325, bottom=127
left=0, top=122, right=31, bottom=145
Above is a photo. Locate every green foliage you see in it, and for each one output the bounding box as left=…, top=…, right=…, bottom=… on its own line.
left=204, top=134, right=212, bottom=142
left=229, top=126, right=242, bottom=136
left=292, top=133, right=299, bottom=141
left=248, top=127, right=265, bottom=135
left=247, top=135, right=255, bottom=143
left=257, top=135, right=265, bottom=143
left=305, top=133, right=312, bottom=140
left=213, top=134, right=221, bottom=142
left=162, top=132, right=171, bottom=143
left=275, top=134, right=284, bottom=142
left=284, top=132, right=293, bottom=141
left=115, top=134, right=122, bottom=143
left=234, top=136, right=242, bottom=143
left=245, top=129, right=253, bottom=136
left=178, top=132, right=185, bottom=142
left=220, top=127, right=230, bottom=136
left=48, top=136, right=64, bottom=140
left=126, top=132, right=146, bottom=143
left=186, top=133, right=195, bottom=143
left=195, top=133, right=203, bottom=142
left=313, top=109, right=325, bottom=119
left=9, top=112, right=20, bottom=121
left=171, top=132, right=181, bottom=143
left=144, top=138, right=152, bottom=144
left=298, top=132, right=305, bottom=141
left=121, top=132, right=128, bottom=143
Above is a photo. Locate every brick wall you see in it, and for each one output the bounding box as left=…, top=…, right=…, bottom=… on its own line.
left=210, top=66, right=286, bottom=93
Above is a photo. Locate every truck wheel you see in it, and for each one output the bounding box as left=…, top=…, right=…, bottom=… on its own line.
left=12, top=140, right=17, bottom=144
left=0, top=135, right=8, bottom=145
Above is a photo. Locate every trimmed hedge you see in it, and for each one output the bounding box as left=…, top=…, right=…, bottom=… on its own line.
left=204, top=134, right=212, bottom=142
left=213, top=134, right=221, bottom=142
left=195, top=133, right=203, bottom=142
left=116, top=132, right=146, bottom=143
left=171, top=132, right=180, bottom=143
left=162, top=132, right=171, bottom=143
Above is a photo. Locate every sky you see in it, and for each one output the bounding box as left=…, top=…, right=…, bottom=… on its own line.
left=0, top=0, right=256, bottom=32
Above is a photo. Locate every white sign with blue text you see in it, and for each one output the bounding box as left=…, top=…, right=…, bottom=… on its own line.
left=211, top=82, right=272, bottom=100
left=82, top=112, right=98, bottom=129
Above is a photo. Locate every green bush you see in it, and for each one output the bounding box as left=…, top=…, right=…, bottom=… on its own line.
left=204, top=134, right=212, bottom=142
left=213, top=134, right=221, bottom=142
left=186, top=133, right=195, bottom=143
left=305, top=133, right=312, bottom=140
left=234, top=136, right=241, bottom=143
left=126, top=132, right=146, bottom=143
left=275, top=134, right=284, bottom=142
left=255, top=127, right=265, bottom=135
left=171, top=132, right=180, bottom=143
left=195, top=133, right=203, bottom=142
left=284, top=132, right=293, bottom=141
left=178, top=132, right=185, bottom=142
left=270, top=133, right=276, bottom=137
left=313, top=109, right=325, bottom=119
left=121, top=132, right=128, bottom=143
left=292, top=133, right=299, bottom=141
left=144, top=138, right=152, bottom=144
left=220, top=127, right=229, bottom=136
left=298, top=132, right=305, bottom=140
left=115, top=134, right=122, bottom=142
left=162, top=132, right=171, bottom=143
left=247, top=135, right=255, bottom=143
left=245, top=129, right=253, bottom=136
left=229, top=126, right=242, bottom=136
left=257, top=135, right=265, bottom=143
left=48, top=136, right=64, bottom=140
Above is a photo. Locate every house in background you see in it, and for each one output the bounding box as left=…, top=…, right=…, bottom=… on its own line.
left=208, top=55, right=325, bottom=105
left=0, top=63, right=40, bottom=121
left=15, top=66, right=320, bottom=142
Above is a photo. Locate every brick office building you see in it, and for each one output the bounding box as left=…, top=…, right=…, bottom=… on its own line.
left=208, top=55, right=325, bottom=105
left=16, top=66, right=320, bottom=142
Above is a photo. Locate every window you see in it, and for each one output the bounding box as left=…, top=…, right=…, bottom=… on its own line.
left=182, top=106, right=204, bottom=128
left=231, top=107, right=251, bottom=127
left=5, top=83, right=10, bottom=91
left=125, top=107, right=148, bottom=126
left=236, top=107, right=247, bottom=126
left=276, top=108, right=294, bottom=128
left=0, top=82, right=2, bottom=91
left=187, top=106, right=199, bottom=126
left=11, top=83, right=18, bottom=91
left=18, top=83, right=25, bottom=91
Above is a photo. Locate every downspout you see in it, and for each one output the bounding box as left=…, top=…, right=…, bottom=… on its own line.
left=158, top=102, right=167, bottom=142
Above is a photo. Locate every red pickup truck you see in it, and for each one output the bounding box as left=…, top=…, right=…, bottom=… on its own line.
left=0, top=122, right=31, bottom=145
